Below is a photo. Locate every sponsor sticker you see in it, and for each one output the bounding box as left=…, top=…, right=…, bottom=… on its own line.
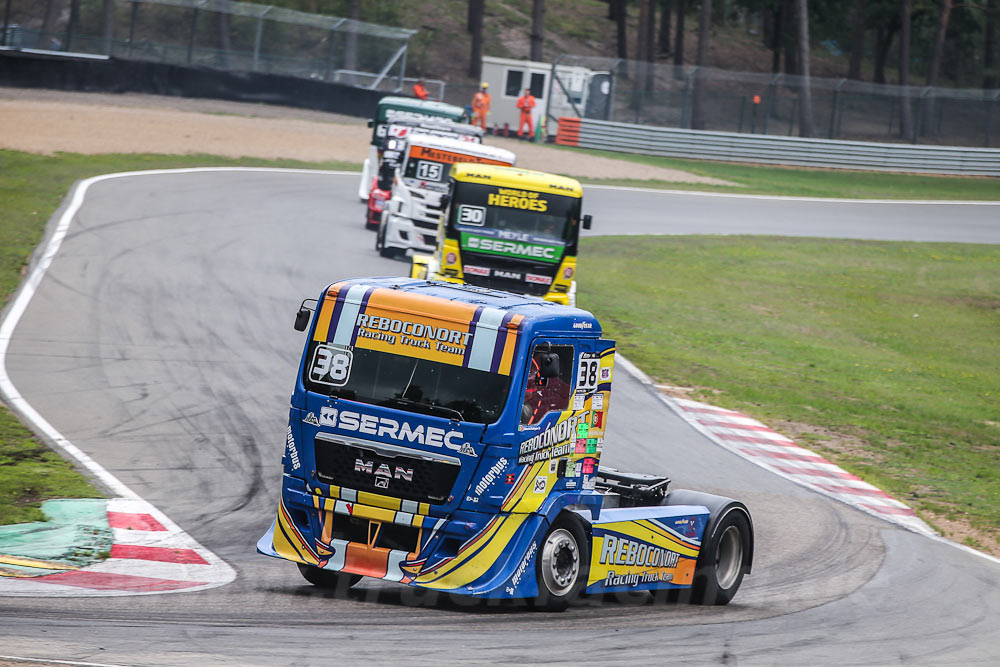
left=533, top=476, right=548, bottom=494
left=573, top=393, right=586, bottom=411
left=592, top=393, right=604, bottom=410
left=463, top=265, right=490, bottom=277
left=525, top=273, right=553, bottom=285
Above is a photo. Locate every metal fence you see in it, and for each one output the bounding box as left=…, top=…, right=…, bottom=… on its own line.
left=552, top=55, right=1000, bottom=149
left=0, top=0, right=427, bottom=95
left=556, top=117, right=1000, bottom=176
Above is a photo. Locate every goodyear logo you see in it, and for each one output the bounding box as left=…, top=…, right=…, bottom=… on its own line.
left=487, top=188, right=548, bottom=212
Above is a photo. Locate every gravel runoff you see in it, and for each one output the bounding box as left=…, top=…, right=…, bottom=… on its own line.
left=0, top=87, right=732, bottom=185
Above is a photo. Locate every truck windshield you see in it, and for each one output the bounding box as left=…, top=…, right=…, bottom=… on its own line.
left=449, top=181, right=581, bottom=244
left=303, top=343, right=510, bottom=424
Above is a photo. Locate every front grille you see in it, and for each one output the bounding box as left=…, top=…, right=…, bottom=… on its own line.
left=459, top=252, right=560, bottom=297
left=314, top=436, right=460, bottom=504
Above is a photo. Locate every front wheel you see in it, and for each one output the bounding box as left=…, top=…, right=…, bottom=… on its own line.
left=297, top=563, right=362, bottom=590
left=375, top=223, right=394, bottom=258
left=690, top=508, right=752, bottom=605
left=533, top=514, right=589, bottom=611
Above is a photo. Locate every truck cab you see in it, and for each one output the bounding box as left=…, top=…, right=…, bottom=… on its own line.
left=258, top=278, right=753, bottom=609
left=360, top=96, right=467, bottom=201
left=374, top=135, right=515, bottom=258
left=411, top=164, right=592, bottom=307
left=366, top=120, right=484, bottom=230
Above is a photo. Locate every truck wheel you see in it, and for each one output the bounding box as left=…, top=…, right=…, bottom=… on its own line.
left=296, top=563, right=362, bottom=590
left=690, top=507, right=752, bottom=605
left=533, top=514, right=589, bottom=611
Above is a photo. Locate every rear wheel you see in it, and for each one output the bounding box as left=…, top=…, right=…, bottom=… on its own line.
left=296, top=563, right=362, bottom=590
left=533, top=514, right=589, bottom=611
left=375, top=223, right=394, bottom=258
left=690, top=508, right=751, bottom=605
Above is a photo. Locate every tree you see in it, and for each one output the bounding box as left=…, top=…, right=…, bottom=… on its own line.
left=691, top=0, right=712, bottom=129
left=217, top=0, right=232, bottom=69
left=795, top=0, right=814, bottom=137
left=921, top=0, right=953, bottom=136
left=101, top=0, right=114, bottom=55
left=899, top=0, right=913, bottom=140
left=659, top=0, right=673, bottom=54
left=847, top=0, right=867, bottom=80
left=530, top=0, right=545, bottom=62
left=611, top=0, right=628, bottom=63
left=986, top=0, right=998, bottom=89
left=469, top=0, right=484, bottom=79
left=674, top=0, right=686, bottom=67
left=343, top=0, right=361, bottom=85
left=633, top=0, right=652, bottom=109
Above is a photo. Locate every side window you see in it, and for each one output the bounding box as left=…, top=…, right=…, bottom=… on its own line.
left=530, top=72, right=546, bottom=98
left=521, top=343, right=574, bottom=425
left=505, top=69, right=524, bottom=97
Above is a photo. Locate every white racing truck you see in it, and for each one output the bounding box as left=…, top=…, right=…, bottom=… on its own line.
left=375, top=134, right=516, bottom=258
left=366, top=120, right=484, bottom=230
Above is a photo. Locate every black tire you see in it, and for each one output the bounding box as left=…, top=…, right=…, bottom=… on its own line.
left=533, top=513, right=589, bottom=611
left=296, top=563, right=362, bottom=590
left=376, top=223, right=396, bottom=258
left=689, top=507, right=752, bottom=605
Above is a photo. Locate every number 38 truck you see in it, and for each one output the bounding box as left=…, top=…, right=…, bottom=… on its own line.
left=257, top=278, right=754, bottom=609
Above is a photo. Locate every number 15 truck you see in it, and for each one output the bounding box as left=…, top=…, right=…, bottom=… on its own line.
left=257, top=278, right=754, bottom=609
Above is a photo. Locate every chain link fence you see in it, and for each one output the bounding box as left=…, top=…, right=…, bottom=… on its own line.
left=0, top=0, right=431, bottom=94
left=553, top=55, right=1000, bottom=148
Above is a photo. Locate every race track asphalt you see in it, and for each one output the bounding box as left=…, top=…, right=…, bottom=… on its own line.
left=1, top=171, right=998, bottom=666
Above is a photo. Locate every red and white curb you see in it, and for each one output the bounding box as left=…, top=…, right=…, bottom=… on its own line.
left=0, top=171, right=271, bottom=596
left=613, top=355, right=936, bottom=536
left=0, top=498, right=233, bottom=596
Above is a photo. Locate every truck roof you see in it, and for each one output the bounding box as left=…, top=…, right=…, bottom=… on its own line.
left=451, top=164, right=583, bottom=198
left=376, top=96, right=465, bottom=120
left=324, top=277, right=602, bottom=340
left=406, top=133, right=516, bottom=164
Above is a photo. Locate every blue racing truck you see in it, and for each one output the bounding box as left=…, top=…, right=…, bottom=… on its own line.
left=258, top=278, right=753, bottom=609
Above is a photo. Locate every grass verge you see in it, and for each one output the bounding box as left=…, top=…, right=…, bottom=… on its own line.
left=578, top=235, right=1000, bottom=552
left=0, top=150, right=357, bottom=525
left=559, top=145, right=1000, bottom=200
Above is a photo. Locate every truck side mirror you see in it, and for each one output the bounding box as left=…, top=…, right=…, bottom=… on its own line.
left=294, top=308, right=311, bottom=332
left=539, top=352, right=560, bottom=379
left=582, top=214, right=593, bottom=230
left=293, top=298, right=317, bottom=332
left=439, top=193, right=451, bottom=209
left=367, top=119, right=374, bottom=128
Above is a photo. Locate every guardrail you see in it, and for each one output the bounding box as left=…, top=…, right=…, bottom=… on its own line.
left=556, top=117, right=1000, bottom=176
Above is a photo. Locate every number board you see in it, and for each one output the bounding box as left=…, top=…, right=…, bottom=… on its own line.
left=576, top=353, right=600, bottom=393
left=416, top=161, right=443, bottom=181
left=309, top=344, right=353, bottom=387
left=457, top=205, right=486, bottom=226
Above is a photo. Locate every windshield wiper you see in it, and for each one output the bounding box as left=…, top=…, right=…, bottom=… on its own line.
left=379, top=397, right=464, bottom=421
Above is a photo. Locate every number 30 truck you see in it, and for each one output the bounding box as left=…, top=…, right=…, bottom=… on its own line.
left=411, top=164, right=591, bottom=307
left=257, top=278, right=754, bottom=609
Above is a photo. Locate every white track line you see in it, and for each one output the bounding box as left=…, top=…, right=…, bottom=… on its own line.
left=0, top=168, right=356, bottom=595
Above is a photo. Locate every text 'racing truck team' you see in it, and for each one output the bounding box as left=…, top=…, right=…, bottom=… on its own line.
left=411, top=164, right=592, bottom=306
left=257, top=278, right=754, bottom=610
left=374, top=134, right=516, bottom=259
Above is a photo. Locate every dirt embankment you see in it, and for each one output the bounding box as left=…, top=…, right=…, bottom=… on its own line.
left=0, top=87, right=730, bottom=185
